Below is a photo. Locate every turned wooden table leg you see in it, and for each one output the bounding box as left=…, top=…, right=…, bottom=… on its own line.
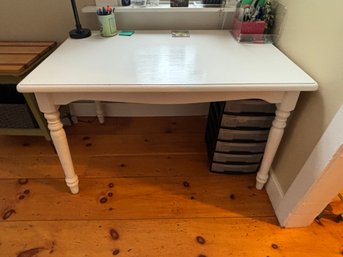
left=256, top=92, right=300, bottom=190
left=95, top=101, right=105, bottom=124
left=44, top=110, right=79, bottom=194
left=68, top=103, right=79, bottom=124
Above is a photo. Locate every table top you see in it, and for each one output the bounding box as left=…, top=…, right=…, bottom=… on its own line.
left=17, top=30, right=317, bottom=93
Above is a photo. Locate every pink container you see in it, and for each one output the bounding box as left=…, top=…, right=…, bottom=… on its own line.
left=232, top=19, right=266, bottom=39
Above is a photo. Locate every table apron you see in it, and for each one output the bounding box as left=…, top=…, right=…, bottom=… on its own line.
left=34, top=91, right=288, bottom=112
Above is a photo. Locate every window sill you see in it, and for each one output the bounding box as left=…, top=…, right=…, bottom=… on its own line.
left=82, top=4, right=236, bottom=13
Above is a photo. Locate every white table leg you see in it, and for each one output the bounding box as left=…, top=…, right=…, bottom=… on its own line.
left=44, top=110, right=79, bottom=194
left=256, top=92, right=300, bottom=190
left=68, top=103, right=78, bottom=124
left=95, top=101, right=105, bottom=124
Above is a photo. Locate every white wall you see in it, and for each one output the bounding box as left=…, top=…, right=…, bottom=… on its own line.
left=0, top=0, right=94, bottom=43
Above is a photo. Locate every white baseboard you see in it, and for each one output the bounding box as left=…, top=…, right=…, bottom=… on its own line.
left=265, top=169, right=285, bottom=212
left=70, top=102, right=209, bottom=117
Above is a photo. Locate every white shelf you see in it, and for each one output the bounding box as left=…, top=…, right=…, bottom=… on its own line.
left=82, top=4, right=236, bottom=13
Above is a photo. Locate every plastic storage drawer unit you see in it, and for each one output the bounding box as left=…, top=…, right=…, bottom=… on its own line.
left=205, top=99, right=276, bottom=174
left=221, top=114, right=274, bottom=128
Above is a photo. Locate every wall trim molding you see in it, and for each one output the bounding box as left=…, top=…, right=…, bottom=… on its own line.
left=266, top=169, right=285, bottom=217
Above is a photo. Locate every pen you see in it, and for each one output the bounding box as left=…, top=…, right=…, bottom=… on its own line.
left=97, top=6, right=114, bottom=15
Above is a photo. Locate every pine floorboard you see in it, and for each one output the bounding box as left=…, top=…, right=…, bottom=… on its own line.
left=0, top=116, right=342, bottom=257
left=1, top=218, right=342, bottom=257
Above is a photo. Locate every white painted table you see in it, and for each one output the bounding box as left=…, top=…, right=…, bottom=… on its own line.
left=17, top=30, right=318, bottom=194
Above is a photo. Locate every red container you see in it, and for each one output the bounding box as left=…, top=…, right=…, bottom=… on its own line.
left=232, top=19, right=266, bottom=39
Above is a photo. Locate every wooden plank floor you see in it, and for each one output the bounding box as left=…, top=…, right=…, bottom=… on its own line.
left=0, top=117, right=342, bottom=257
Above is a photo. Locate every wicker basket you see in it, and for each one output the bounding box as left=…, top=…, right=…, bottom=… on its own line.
left=0, top=103, right=37, bottom=128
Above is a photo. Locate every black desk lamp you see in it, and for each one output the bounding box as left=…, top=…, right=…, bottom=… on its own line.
left=69, top=0, right=91, bottom=39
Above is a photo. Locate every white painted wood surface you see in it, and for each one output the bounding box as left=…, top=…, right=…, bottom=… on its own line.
left=43, top=110, right=79, bottom=194
left=89, top=0, right=237, bottom=13
left=17, top=30, right=318, bottom=194
left=82, top=5, right=236, bottom=13
left=94, top=101, right=105, bottom=124
left=256, top=91, right=300, bottom=189
left=18, top=31, right=317, bottom=93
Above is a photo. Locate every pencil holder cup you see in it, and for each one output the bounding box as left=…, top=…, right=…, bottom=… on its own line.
left=97, top=13, right=117, bottom=37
